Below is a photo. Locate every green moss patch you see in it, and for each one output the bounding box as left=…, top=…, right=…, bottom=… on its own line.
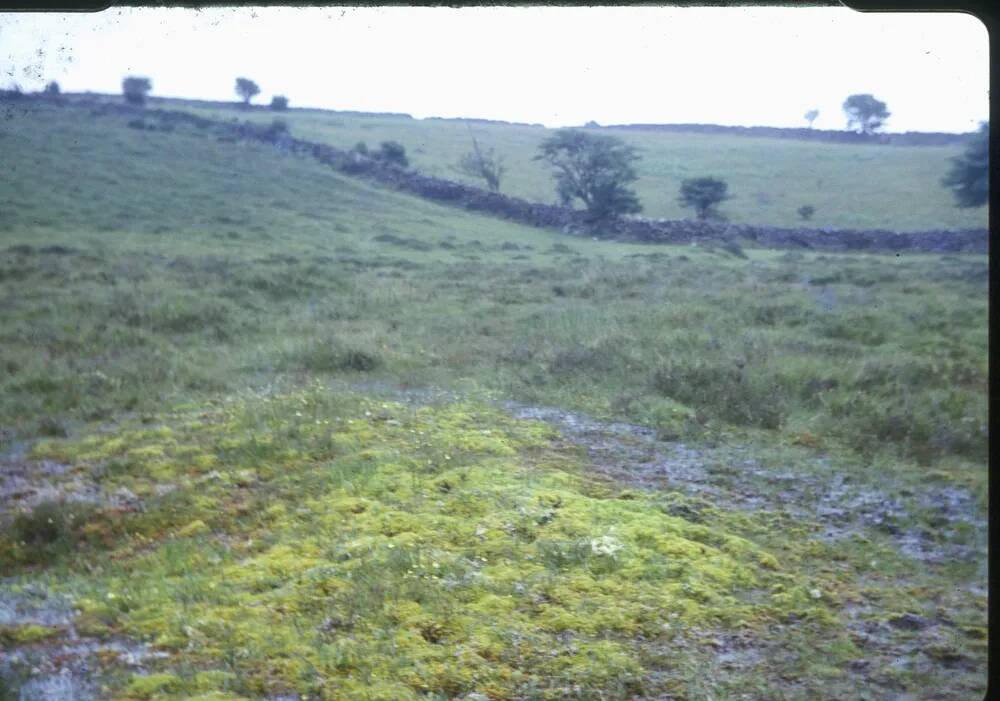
left=5, top=386, right=863, bottom=699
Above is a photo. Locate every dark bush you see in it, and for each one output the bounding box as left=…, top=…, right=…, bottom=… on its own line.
left=265, top=119, right=289, bottom=138
left=820, top=389, right=986, bottom=464
left=290, top=338, right=382, bottom=373
left=942, top=121, right=988, bottom=208
left=548, top=340, right=627, bottom=377
left=270, top=95, right=289, bottom=111
left=678, top=177, right=730, bottom=220
left=7, top=500, right=97, bottom=564
left=376, top=141, right=409, bottom=167
left=651, top=359, right=786, bottom=429
left=798, top=205, right=816, bottom=221
left=122, top=76, right=152, bottom=106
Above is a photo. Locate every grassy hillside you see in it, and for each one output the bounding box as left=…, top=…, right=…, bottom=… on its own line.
left=0, top=100, right=987, bottom=700
left=171, top=100, right=988, bottom=231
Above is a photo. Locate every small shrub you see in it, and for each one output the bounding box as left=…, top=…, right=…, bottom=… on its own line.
left=289, top=338, right=382, bottom=374
left=456, top=138, right=506, bottom=193
left=7, top=500, right=97, bottom=564
left=651, top=358, right=786, bottom=430
left=376, top=141, right=409, bottom=167
left=264, top=119, right=289, bottom=140
left=678, top=177, right=730, bottom=220
left=36, top=416, right=68, bottom=437
left=43, top=81, right=60, bottom=95
left=270, top=95, right=289, bottom=111
left=819, top=389, right=986, bottom=464
left=798, top=205, right=816, bottom=221
left=547, top=340, right=624, bottom=377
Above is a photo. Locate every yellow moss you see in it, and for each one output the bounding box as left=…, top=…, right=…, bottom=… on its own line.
left=21, top=387, right=848, bottom=699
left=539, top=639, right=641, bottom=686
left=177, top=520, right=210, bottom=538
left=191, top=670, right=237, bottom=691
left=0, top=623, right=61, bottom=646
left=28, top=438, right=75, bottom=462
left=375, top=510, right=424, bottom=537
left=467, top=594, right=517, bottom=616
left=122, top=672, right=182, bottom=699
left=192, top=453, right=219, bottom=470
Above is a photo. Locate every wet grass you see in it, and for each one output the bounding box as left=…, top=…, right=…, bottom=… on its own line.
left=0, top=99, right=988, bottom=698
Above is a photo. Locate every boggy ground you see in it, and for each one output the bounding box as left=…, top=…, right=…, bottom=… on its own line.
left=0, top=381, right=986, bottom=700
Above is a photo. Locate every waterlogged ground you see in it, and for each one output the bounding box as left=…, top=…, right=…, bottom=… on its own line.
left=0, top=383, right=986, bottom=700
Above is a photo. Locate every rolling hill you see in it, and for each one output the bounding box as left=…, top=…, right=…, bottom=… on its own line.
left=156, top=97, right=989, bottom=231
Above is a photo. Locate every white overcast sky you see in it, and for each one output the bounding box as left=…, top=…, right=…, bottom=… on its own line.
left=0, top=6, right=989, bottom=132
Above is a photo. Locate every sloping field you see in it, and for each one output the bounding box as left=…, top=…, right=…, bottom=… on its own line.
left=169, top=99, right=988, bottom=231
left=0, top=99, right=987, bottom=700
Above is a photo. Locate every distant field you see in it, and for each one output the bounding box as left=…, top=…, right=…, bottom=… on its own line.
left=173, top=100, right=988, bottom=231
left=0, top=100, right=987, bottom=700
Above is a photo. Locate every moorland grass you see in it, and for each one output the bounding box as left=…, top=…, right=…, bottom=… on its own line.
left=0, top=99, right=987, bottom=699
left=0, top=102, right=987, bottom=473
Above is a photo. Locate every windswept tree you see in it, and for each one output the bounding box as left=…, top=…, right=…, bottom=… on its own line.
left=270, top=95, right=289, bottom=111
left=535, top=129, right=642, bottom=219
left=235, top=77, right=260, bottom=107
left=122, top=76, right=152, bottom=106
left=456, top=138, right=506, bottom=193
left=804, top=109, right=819, bottom=129
left=942, top=121, right=989, bottom=208
left=678, top=177, right=730, bottom=220
left=843, top=94, right=890, bottom=135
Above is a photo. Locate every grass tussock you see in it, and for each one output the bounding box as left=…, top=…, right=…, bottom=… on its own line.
left=286, top=337, right=383, bottom=374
